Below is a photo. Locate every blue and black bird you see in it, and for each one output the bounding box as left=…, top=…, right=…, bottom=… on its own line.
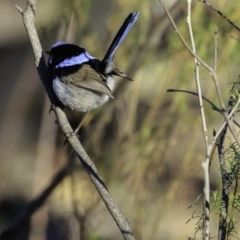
left=47, top=12, right=139, bottom=114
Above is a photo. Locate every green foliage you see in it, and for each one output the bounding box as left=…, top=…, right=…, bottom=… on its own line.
left=216, top=141, right=240, bottom=239
left=187, top=140, right=240, bottom=240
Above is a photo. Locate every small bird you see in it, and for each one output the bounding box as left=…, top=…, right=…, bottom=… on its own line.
left=47, top=12, right=139, bottom=113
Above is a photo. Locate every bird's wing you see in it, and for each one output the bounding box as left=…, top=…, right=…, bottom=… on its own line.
left=61, top=64, right=114, bottom=98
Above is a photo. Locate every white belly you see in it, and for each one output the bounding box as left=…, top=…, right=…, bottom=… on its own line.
left=52, top=77, right=115, bottom=112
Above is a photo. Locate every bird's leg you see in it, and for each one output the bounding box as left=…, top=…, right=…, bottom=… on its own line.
left=71, top=110, right=90, bottom=136
left=64, top=111, right=90, bottom=145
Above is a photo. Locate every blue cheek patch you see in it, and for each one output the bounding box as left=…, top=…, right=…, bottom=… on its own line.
left=56, top=51, right=95, bottom=68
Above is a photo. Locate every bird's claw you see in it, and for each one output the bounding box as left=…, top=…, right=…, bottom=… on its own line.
left=49, top=104, right=55, bottom=114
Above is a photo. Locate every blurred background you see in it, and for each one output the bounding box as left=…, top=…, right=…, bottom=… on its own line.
left=1, top=0, right=240, bottom=239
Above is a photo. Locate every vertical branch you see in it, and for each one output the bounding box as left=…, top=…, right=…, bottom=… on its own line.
left=201, top=148, right=211, bottom=240
left=186, top=0, right=209, bottom=146
left=213, top=24, right=240, bottom=240
left=216, top=121, right=229, bottom=240
left=186, top=1, right=211, bottom=238
left=227, top=142, right=240, bottom=240
left=217, top=90, right=238, bottom=239
left=214, top=26, right=229, bottom=240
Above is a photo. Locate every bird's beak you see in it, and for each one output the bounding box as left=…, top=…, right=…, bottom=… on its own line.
left=45, top=50, right=51, bottom=55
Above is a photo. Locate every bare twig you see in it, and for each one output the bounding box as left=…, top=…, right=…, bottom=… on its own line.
left=11, top=1, right=135, bottom=240
left=159, top=0, right=240, bottom=147
left=186, top=0, right=208, bottom=146
left=167, top=89, right=240, bottom=128
left=217, top=117, right=229, bottom=240
left=15, top=1, right=58, bottom=105
left=186, top=0, right=210, bottom=238
left=213, top=97, right=240, bottom=143
left=198, top=0, right=240, bottom=32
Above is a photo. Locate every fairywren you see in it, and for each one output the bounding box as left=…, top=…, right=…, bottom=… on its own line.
left=47, top=12, right=139, bottom=113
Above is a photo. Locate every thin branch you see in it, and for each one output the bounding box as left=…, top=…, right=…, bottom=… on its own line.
left=201, top=149, right=211, bottom=240
left=11, top=1, right=135, bottom=240
left=186, top=0, right=209, bottom=147
left=227, top=143, right=240, bottom=240
left=167, top=89, right=220, bottom=112
left=217, top=98, right=238, bottom=240
left=217, top=116, right=229, bottom=240
left=198, top=0, right=240, bottom=32
left=167, top=89, right=240, bottom=128
left=213, top=97, right=240, bottom=144
left=53, top=107, right=135, bottom=240
left=159, top=1, right=212, bottom=73
left=159, top=0, right=240, bottom=147
left=186, top=0, right=211, bottom=237
left=15, top=1, right=58, bottom=105
left=214, top=25, right=218, bottom=72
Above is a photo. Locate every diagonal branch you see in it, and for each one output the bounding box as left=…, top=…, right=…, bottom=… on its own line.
left=11, top=1, right=135, bottom=240
left=198, top=0, right=240, bottom=32
left=15, top=0, right=57, bottom=105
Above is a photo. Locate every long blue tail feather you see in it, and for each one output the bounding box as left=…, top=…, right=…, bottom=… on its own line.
left=101, top=12, right=139, bottom=69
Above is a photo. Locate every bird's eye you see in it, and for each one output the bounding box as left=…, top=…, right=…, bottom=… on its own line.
left=48, top=56, right=53, bottom=64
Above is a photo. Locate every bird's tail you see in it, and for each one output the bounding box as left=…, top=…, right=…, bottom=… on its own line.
left=101, top=12, right=139, bottom=69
